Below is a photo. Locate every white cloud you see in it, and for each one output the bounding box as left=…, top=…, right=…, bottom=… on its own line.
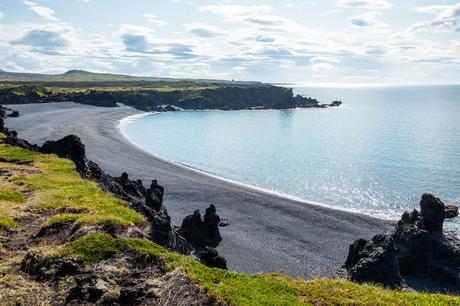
left=24, top=0, right=58, bottom=21
left=337, top=0, right=392, bottom=10
left=144, top=13, right=166, bottom=27
left=312, top=62, right=335, bottom=72
left=349, top=11, right=389, bottom=29
left=0, top=11, right=4, bottom=19
left=200, top=4, right=272, bottom=16
left=310, top=56, right=341, bottom=64
left=199, top=4, right=274, bottom=24
left=0, top=1, right=458, bottom=83
left=410, top=2, right=460, bottom=32
left=185, top=23, right=225, bottom=38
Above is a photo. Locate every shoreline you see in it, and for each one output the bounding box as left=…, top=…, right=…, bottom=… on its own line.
left=5, top=102, right=392, bottom=278
left=118, top=111, right=399, bottom=222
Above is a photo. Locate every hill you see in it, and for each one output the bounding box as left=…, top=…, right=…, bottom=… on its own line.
left=0, top=69, right=261, bottom=86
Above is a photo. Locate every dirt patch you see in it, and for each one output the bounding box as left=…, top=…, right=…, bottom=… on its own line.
left=2, top=208, right=50, bottom=252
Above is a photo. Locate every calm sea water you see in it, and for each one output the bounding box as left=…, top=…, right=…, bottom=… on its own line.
left=120, top=85, right=460, bottom=234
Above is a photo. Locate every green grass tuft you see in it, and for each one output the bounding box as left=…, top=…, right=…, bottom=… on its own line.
left=0, top=144, right=39, bottom=163
left=0, top=189, right=26, bottom=203
left=62, top=233, right=164, bottom=265
left=0, top=216, right=18, bottom=231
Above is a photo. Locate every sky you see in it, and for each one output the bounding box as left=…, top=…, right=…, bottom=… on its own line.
left=0, top=0, right=459, bottom=85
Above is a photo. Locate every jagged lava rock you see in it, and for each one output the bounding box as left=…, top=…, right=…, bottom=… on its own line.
left=199, top=247, right=227, bottom=270
left=38, top=134, right=191, bottom=254
left=40, top=134, right=87, bottom=172
left=343, top=193, right=460, bottom=291
left=420, top=193, right=445, bottom=236
left=178, top=204, right=222, bottom=248
left=342, top=235, right=402, bottom=289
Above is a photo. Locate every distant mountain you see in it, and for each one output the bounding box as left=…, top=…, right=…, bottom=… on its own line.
left=0, top=69, right=262, bottom=86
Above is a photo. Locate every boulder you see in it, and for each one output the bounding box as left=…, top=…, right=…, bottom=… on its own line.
left=199, top=247, right=227, bottom=270
left=445, top=205, right=459, bottom=219
left=342, top=235, right=402, bottom=289
left=7, top=110, right=19, bottom=117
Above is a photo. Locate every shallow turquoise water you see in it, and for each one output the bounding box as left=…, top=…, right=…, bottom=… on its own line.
left=120, top=85, right=460, bottom=233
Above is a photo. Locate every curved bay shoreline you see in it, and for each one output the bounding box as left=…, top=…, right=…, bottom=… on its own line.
left=6, top=102, right=392, bottom=278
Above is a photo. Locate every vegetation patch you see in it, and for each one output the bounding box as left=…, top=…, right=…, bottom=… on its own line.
left=55, top=233, right=460, bottom=306
left=0, top=142, right=145, bottom=229
left=0, top=216, right=18, bottom=231
left=0, top=144, right=39, bottom=163
left=0, top=189, right=26, bottom=203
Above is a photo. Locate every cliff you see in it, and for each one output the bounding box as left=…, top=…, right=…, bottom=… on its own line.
left=0, top=84, right=337, bottom=111
left=0, top=70, right=341, bottom=111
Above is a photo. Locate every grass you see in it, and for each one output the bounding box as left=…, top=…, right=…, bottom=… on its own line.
left=0, top=216, right=18, bottom=231
left=0, top=144, right=39, bottom=163
left=0, top=139, right=145, bottom=230
left=0, top=82, right=218, bottom=96
left=57, top=232, right=460, bottom=306
left=0, top=189, right=25, bottom=232
left=0, top=189, right=25, bottom=203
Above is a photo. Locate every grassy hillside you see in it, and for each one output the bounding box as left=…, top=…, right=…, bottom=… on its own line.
left=0, top=69, right=261, bottom=86
left=0, top=134, right=457, bottom=305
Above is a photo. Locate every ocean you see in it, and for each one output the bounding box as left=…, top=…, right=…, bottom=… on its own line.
left=120, top=85, right=460, bottom=235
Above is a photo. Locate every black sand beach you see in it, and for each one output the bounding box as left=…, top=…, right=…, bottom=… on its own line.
left=5, top=102, right=392, bottom=278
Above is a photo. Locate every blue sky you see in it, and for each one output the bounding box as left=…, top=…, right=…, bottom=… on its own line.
left=0, top=0, right=459, bottom=84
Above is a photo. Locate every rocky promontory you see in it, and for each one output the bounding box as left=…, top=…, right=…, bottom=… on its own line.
left=0, top=70, right=342, bottom=112
left=0, top=84, right=342, bottom=112
left=342, top=193, right=460, bottom=293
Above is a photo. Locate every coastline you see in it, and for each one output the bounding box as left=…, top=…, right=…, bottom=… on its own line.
left=118, top=111, right=398, bottom=222
left=5, top=102, right=392, bottom=278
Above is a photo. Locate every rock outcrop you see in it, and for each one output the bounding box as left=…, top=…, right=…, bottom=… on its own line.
left=1, top=105, right=226, bottom=266
left=41, top=135, right=88, bottom=172
left=199, top=247, right=227, bottom=270
left=178, top=204, right=222, bottom=248
left=39, top=134, right=191, bottom=254
left=342, top=193, right=460, bottom=291
left=343, top=235, right=402, bottom=289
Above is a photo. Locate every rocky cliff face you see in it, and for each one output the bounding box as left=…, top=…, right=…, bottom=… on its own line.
left=0, top=84, right=341, bottom=111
